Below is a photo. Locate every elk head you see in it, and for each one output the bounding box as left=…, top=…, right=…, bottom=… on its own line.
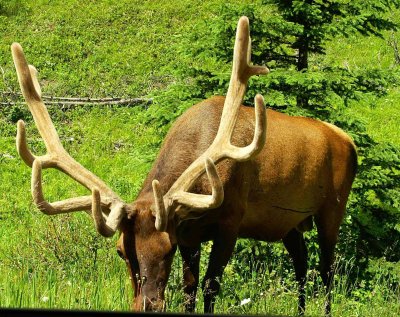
left=12, top=16, right=268, bottom=311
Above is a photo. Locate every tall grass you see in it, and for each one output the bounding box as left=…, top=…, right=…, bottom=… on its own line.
left=1, top=238, right=399, bottom=316
left=0, top=251, right=133, bottom=311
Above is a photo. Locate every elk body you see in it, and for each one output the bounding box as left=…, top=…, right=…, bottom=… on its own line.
left=12, top=17, right=357, bottom=315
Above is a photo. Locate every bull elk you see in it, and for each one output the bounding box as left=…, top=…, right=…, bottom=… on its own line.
left=12, top=16, right=357, bottom=315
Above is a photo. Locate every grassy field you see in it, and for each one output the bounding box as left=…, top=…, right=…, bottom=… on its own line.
left=324, top=32, right=400, bottom=147
left=1, top=0, right=399, bottom=316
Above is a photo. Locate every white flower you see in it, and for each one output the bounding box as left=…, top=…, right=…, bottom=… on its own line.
left=240, top=298, right=251, bottom=306
left=41, top=296, right=49, bottom=302
left=2, top=154, right=15, bottom=159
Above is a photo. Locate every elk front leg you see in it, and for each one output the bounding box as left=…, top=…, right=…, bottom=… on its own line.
left=202, top=228, right=237, bottom=313
left=283, top=228, right=308, bottom=316
left=179, top=244, right=201, bottom=313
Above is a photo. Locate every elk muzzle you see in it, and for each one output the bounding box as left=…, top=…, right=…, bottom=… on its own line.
left=132, top=276, right=167, bottom=312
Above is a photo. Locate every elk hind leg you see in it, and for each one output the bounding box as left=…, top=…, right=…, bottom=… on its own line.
left=283, top=228, right=308, bottom=316
left=315, top=203, right=346, bottom=316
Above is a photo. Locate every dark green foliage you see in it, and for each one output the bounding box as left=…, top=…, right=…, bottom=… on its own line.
left=0, top=0, right=26, bottom=17
left=146, top=84, right=203, bottom=134
left=265, top=0, right=399, bottom=52
left=349, top=142, right=400, bottom=260
left=1, top=102, right=30, bottom=124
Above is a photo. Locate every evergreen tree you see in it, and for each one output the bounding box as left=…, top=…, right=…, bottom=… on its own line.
left=263, top=0, right=399, bottom=108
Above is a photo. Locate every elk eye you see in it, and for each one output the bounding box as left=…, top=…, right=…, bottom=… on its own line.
left=116, top=248, right=125, bottom=260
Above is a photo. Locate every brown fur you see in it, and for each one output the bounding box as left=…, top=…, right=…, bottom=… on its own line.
left=117, top=96, right=357, bottom=314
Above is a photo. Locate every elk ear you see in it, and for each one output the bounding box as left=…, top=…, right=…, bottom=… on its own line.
left=150, top=204, right=156, bottom=217
left=126, top=204, right=138, bottom=220
left=152, top=180, right=168, bottom=232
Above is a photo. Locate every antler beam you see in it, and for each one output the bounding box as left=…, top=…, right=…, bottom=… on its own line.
left=11, top=43, right=126, bottom=237
left=152, top=16, right=269, bottom=231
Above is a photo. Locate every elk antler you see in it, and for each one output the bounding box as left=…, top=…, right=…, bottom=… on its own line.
left=11, top=43, right=126, bottom=237
left=152, top=16, right=269, bottom=231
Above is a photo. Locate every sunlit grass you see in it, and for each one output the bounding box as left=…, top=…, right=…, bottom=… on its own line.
left=1, top=236, right=399, bottom=316
left=345, top=88, right=400, bottom=147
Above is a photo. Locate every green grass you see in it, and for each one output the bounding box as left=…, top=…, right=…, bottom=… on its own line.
left=1, top=0, right=400, bottom=315
left=1, top=244, right=399, bottom=316
left=345, top=87, right=400, bottom=147
left=0, top=0, right=253, bottom=97
left=323, top=28, right=400, bottom=147
left=0, top=254, right=133, bottom=311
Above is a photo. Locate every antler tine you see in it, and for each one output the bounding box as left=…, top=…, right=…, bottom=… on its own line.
left=170, top=158, right=224, bottom=209
left=12, top=43, right=63, bottom=154
left=152, top=16, right=268, bottom=230
left=92, top=188, right=126, bottom=237
left=16, top=120, right=35, bottom=167
left=215, top=16, right=268, bottom=146
left=11, top=43, right=126, bottom=237
left=223, top=93, right=266, bottom=161
left=152, top=180, right=168, bottom=232
left=152, top=158, right=224, bottom=230
left=29, top=65, right=42, bottom=98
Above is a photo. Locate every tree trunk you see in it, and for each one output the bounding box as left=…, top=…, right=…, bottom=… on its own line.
left=297, top=45, right=309, bottom=108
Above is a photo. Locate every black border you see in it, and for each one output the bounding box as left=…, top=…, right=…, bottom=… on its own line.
left=0, top=308, right=291, bottom=317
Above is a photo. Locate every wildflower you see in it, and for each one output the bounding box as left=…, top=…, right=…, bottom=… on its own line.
left=240, top=298, right=251, bottom=306
left=2, top=154, right=15, bottom=159
left=41, top=296, right=49, bottom=302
